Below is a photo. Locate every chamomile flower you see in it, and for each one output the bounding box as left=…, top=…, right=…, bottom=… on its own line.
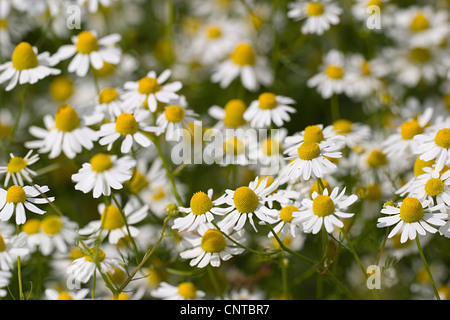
left=283, top=124, right=343, bottom=155
left=25, top=104, right=97, bottom=159
left=414, top=121, right=450, bottom=171
left=66, top=246, right=123, bottom=284
left=216, top=176, right=280, bottom=232
left=211, top=41, right=273, bottom=92
left=345, top=54, right=384, bottom=100
left=97, top=109, right=163, bottom=153
left=83, top=87, right=125, bottom=125
left=0, top=270, right=11, bottom=297
left=150, top=281, right=206, bottom=300
left=156, top=103, right=198, bottom=141
left=79, top=199, right=149, bottom=245
left=377, top=197, right=447, bottom=243
left=243, top=92, right=296, bottom=129
left=292, top=187, right=358, bottom=234
left=172, top=189, right=226, bottom=232
left=331, top=119, right=371, bottom=149
left=44, top=287, right=89, bottom=300
left=307, top=49, right=351, bottom=99
left=287, top=0, right=342, bottom=35
left=71, top=152, right=136, bottom=198
left=0, top=231, right=29, bottom=270
left=121, top=69, right=182, bottom=112
left=270, top=202, right=303, bottom=241
left=53, top=30, right=121, bottom=77
left=179, top=223, right=246, bottom=268
left=0, top=41, right=60, bottom=91
left=23, top=215, right=78, bottom=256
left=0, top=184, right=54, bottom=225
left=208, top=98, right=248, bottom=130
left=0, top=150, right=39, bottom=187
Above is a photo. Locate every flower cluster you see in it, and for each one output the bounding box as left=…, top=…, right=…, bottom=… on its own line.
left=0, top=0, right=449, bottom=302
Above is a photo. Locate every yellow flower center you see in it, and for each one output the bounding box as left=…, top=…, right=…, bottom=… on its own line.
left=424, top=178, right=444, bottom=197
left=410, top=13, right=429, bottom=32
left=54, top=104, right=80, bottom=132
left=206, top=25, right=222, bottom=39
left=7, top=156, right=27, bottom=173
left=434, top=128, right=450, bottom=148
left=223, top=99, right=247, bottom=128
left=0, top=124, right=11, bottom=139
left=366, top=183, right=382, bottom=201
left=360, top=60, right=371, bottom=76
left=138, top=77, right=161, bottom=95
left=6, top=185, right=27, bottom=203
left=76, top=31, right=99, bottom=54
left=309, top=179, right=331, bottom=197
left=306, top=2, right=325, bottom=16
left=165, top=105, right=185, bottom=123
left=41, top=215, right=63, bottom=235
left=399, top=197, right=424, bottom=223
left=325, top=65, right=344, bottom=80
left=303, top=125, right=324, bottom=143
left=0, top=234, right=6, bottom=252
left=400, top=119, right=424, bottom=140
left=312, top=195, right=335, bottom=217
left=297, top=141, right=321, bottom=160
left=443, top=94, right=450, bottom=110
left=367, top=0, right=382, bottom=8
left=231, top=43, right=255, bottom=66
left=258, top=92, right=278, bottom=110
left=200, top=229, right=226, bottom=253
left=177, top=282, right=197, bottom=299
left=410, top=47, right=431, bottom=63
left=333, top=119, right=353, bottom=134
left=366, top=150, right=387, bottom=168
left=115, top=113, right=139, bottom=135
left=128, top=171, right=149, bottom=194
left=90, top=153, right=113, bottom=173
left=99, top=88, right=118, bottom=104
left=280, top=205, right=299, bottom=223
left=84, top=248, right=106, bottom=262
left=57, top=292, right=74, bottom=300
left=261, top=138, right=281, bottom=156
left=101, top=205, right=125, bottom=230
left=438, top=285, right=450, bottom=300
left=233, top=186, right=259, bottom=213
left=12, top=42, right=38, bottom=71
left=223, top=137, right=245, bottom=156
left=94, top=61, right=115, bottom=77
left=49, top=76, right=74, bottom=102
left=190, top=191, right=213, bottom=216
left=414, top=157, right=435, bottom=177
left=113, top=293, right=131, bottom=300
left=256, top=176, right=275, bottom=189
left=22, top=219, right=41, bottom=235
left=152, top=188, right=166, bottom=201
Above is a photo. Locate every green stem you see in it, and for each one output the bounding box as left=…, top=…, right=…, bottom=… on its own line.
left=8, top=85, right=28, bottom=151
left=330, top=94, right=340, bottom=123
left=415, top=237, right=441, bottom=300
left=207, top=265, right=223, bottom=300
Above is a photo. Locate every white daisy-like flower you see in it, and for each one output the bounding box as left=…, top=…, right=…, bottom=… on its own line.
left=211, top=41, right=273, bottom=92
left=0, top=231, right=29, bottom=270
left=25, top=104, right=98, bottom=160
left=44, top=287, right=90, bottom=300
left=53, top=30, right=121, bottom=77
left=23, top=215, right=78, bottom=256
left=216, top=176, right=280, bottom=232
left=377, top=197, right=447, bottom=243
left=172, top=189, right=227, bottom=232
left=307, top=49, right=351, bottom=99
left=283, top=124, right=343, bottom=155
left=97, top=109, right=163, bottom=153
left=395, top=156, right=435, bottom=198
left=83, top=87, right=125, bottom=125
left=66, top=246, right=123, bottom=284
left=0, top=269, right=12, bottom=297
left=414, top=121, right=450, bottom=171
left=0, top=41, right=60, bottom=91
left=179, top=223, right=246, bottom=268
left=269, top=202, right=303, bottom=241
left=287, top=0, right=342, bottom=35
left=409, top=166, right=450, bottom=214
left=331, top=119, right=371, bottom=149
left=0, top=184, right=54, bottom=225
left=243, top=92, right=296, bottom=129
left=0, top=150, right=39, bottom=187
left=345, top=53, right=384, bottom=100
left=121, top=69, right=182, bottom=112
left=156, top=102, right=198, bottom=141
left=208, top=98, right=249, bottom=130
left=151, top=281, right=206, bottom=300
left=78, top=198, right=148, bottom=245
left=292, top=186, right=358, bottom=234
left=71, top=152, right=136, bottom=198
left=284, top=138, right=342, bottom=181
left=382, top=107, right=433, bottom=161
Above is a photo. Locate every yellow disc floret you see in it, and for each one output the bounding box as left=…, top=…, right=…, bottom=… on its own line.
left=424, top=178, right=444, bottom=197
left=12, top=42, right=38, bottom=71
left=206, top=25, right=222, bottom=39
left=233, top=186, right=259, bottom=213
left=399, top=197, right=424, bottom=223
left=303, top=125, right=324, bottom=143
left=49, top=76, right=74, bottom=102
left=101, top=205, right=125, bottom=230
left=99, top=88, right=119, bottom=104
left=333, top=119, right=353, bottom=134
left=90, top=153, right=113, bottom=173
left=6, top=185, right=27, bottom=203
left=138, top=77, right=161, bottom=95
left=223, top=137, right=245, bottom=156
left=190, top=191, right=213, bottom=216
left=165, top=105, right=185, bottom=123
left=22, top=219, right=41, bottom=235
left=261, top=138, right=281, bottom=156
left=54, top=104, right=80, bottom=132
left=366, top=150, right=387, bottom=168
left=325, top=65, right=344, bottom=80
left=115, top=113, right=139, bottom=135
left=258, top=92, right=278, bottom=110
left=76, top=31, right=99, bottom=54
left=231, top=43, right=255, bottom=66
left=410, top=47, right=431, bottom=63
left=297, top=141, right=321, bottom=160
left=57, top=292, right=74, bottom=300
left=41, top=215, right=63, bottom=235
left=223, top=99, right=247, bottom=128
left=7, top=157, right=27, bottom=173
left=306, top=2, right=325, bottom=16
left=312, top=195, right=335, bottom=217
left=434, top=128, right=450, bottom=149
left=414, top=157, right=435, bottom=177
left=177, top=281, right=197, bottom=299
left=400, top=119, right=424, bottom=140
left=200, top=229, right=226, bottom=253
left=0, top=234, right=6, bottom=252
left=410, top=13, right=429, bottom=32
left=280, top=205, right=299, bottom=223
